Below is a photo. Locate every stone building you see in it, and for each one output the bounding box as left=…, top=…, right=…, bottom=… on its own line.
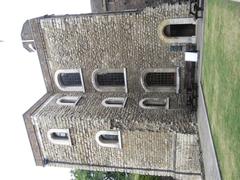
left=22, top=1, right=202, bottom=179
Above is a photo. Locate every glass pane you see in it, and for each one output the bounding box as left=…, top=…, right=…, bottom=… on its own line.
left=100, top=134, right=118, bottom=141
left=96, top=73, right=124, bottom=86
left=164, top=24, right=196, bottom=37
left=59, top=73, right=82, bottom=87
left=52, top=132, right=68, bottom=140
left=145, top=72, right=176, bottom=87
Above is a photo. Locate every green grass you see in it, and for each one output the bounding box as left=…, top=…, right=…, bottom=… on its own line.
left=202, top=0, right=240, bottom=179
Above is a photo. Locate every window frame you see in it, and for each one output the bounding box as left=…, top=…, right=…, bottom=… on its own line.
left=92, top=68, right=128, bottom=93
left=47, top=129, right=72, bottom=146
left=95, top=130, right=122, bottom=149
left=158, top=18, right=196, bottom=44
left=101, top=97, right=127, bottom=108
left=139, top=97, right=169, bottom=110
left=56, top=96, right=81, bottom=107
left=141, top=68, right=180, bottom=93
left=54, top=69, right=85, bottom=92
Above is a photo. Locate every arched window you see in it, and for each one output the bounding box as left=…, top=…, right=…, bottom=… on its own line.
left=47, top=129, right=71, bottom=146
left=158, top=18, right=196, bottom=44
left=95, top=130, right=122, bottom=148
left=141, top=68, right=180, bottom=93
left=54, top=69, right=85, bottom=92
left=56, top=96, right=81, bottom=106
left=139, top=97, right=169, bottom=110
left=92, top=68, right=127, bottom=92
left=102, top=97, right=127, bottom=108
left=163, top=24, right=196, bottom=37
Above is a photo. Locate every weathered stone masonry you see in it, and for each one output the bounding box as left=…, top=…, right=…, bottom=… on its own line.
left=22, top=2, right=203, bottom=180
left=38, top=4, right=191, bottom=94
left=33, top=93, right=201, bottom=178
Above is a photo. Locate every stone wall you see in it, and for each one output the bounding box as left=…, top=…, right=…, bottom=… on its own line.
left=34, top=93, right=196, bottom=134
left=31, top=3, right=191, bottom=97
left=26, top=2, right=202, bottom=179
left=32, top=93, right=201, bottom=178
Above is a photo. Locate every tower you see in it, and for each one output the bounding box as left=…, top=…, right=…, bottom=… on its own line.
left=22, top=2, right=202, bottom=179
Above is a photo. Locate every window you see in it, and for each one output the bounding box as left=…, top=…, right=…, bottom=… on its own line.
left=92, top=68, right=127, bottom=92
left=139, top=97, right=169, bottom=109
left=47, top=129, right=71, bottom=146
left=59, top=73, right=82, bottom=86
left=102, top=97, right=127, bottom=108
left=96, top=73, right=124, bottom=86
left=163, top=24, right=196, bottom=37
left=95, top=130, right=122, bottom=148
left=158, top=18, right=196, bottom=44
left=56, top=96, right=81, bottom=106
left=141, top=68, right=180, bottom=93
left=54, top=69, right=85, bottom=92
left=145, top=72, right=176, bottom=87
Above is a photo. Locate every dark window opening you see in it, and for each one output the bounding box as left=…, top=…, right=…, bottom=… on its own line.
left=58, top=73, right=82, bottom=87
left=59, top=99, right=77, bottom=104
left=145, top=72, right=176, bottom=87
left=96, top=73, right=125, bottom=86
left=142, top=99, right=166, bottom=107
left=163, top=24, right=196, bottom=37
left=51, top=132, right=69, bottom=140
left=100, top=134, right=119, bottom=141
left=99, top=134, right=119, bottom=144
left=105, top=99, right=124, bottom=106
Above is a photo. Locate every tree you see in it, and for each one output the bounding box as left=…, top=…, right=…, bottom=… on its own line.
left=71, top=169, right=129, bottom=180
left=71, top=169, right=173, bottom=180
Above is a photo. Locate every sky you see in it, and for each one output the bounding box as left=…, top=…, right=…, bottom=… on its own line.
left=0, top=1, right=91, bottom=179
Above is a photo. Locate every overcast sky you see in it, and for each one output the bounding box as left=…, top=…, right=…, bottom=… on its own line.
left=0, top=1, right=91, bottom=179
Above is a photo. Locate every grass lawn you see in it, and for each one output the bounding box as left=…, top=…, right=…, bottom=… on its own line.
left=202, top=0, right=240, bottom=179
